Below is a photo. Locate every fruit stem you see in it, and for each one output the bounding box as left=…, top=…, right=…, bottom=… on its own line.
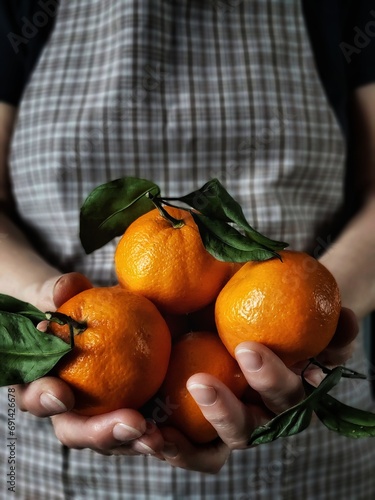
left=308, top=358, right=367, bottom=380
left=146, top=192, right=185, bottom=229
left=45, top=312, right=87, bottom=346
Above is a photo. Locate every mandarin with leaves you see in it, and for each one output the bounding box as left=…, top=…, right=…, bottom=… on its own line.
left=215, top=250, right=341, bottom=367
left=114, top=207, right=233, bottom=314
left=49, top=286, right=171, bottom=415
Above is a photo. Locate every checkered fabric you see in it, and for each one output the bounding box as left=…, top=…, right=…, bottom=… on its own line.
left=1, top=0, right=374, bottom=498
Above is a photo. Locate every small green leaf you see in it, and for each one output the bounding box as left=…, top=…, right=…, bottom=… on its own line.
left=80, top=177, right=160, bottom=254
left=0, top=294, right=46, bottom=323
left=249, top=405, right=314, bottom=445
left=0, top=312, right=71, bottom=386
left=248, top=366, right=343, bottom=445
left=191, top=212, right=279, bottom=262
left=313, top=393, right=375, bottom=438
left=179, top=179, right=288, bottom=251
left=177, top=180, right=232, bottom=223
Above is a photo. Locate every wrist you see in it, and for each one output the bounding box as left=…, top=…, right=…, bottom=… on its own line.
left=319, top=199, right=375, bottom=319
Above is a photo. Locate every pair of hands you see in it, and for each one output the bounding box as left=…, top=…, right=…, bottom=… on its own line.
left=15, top=273, right=359, bottom=473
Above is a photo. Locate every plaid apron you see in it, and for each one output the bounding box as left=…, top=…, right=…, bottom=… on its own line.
left=1, top=0, right=375, bottom=498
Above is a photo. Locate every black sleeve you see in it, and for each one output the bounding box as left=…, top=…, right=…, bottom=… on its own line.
left=344, top=0, right=375, bottom=89
left=0, top=0, right=58, bottom=106
left=303, top=0, right=375, bottom=135
left=303, top=0, right=352, bottom=134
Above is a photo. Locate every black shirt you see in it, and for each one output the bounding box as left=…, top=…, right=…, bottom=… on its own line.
left=0, top=0, right=58, bottom=106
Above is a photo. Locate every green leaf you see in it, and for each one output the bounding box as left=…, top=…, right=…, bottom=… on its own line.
left=248, top=366, right=343, bottom=445
left=80, top=177, right=160, bottom=254
left=0, top=293, right=46, bottom=323
left=249, top=405, right=314, bottom=445
left=0, top=312, right=71, bottom=386
left=178, top=179, right=232, bottom=223
left=314, top=393, right=375, bottom=438
left=191, top=212, right=279, bottom=262
left=179, top=179, right=288, bottom=251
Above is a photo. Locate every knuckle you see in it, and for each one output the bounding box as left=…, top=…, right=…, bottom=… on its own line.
left=227, top=437, right=249, bottom=450
left=208, top=409, right=231, bottom=428
left=51, top=419, right=81, bottom=449
left=53, top=425, right=70, bottom=446
left=87, top=432, right=105, bottom=451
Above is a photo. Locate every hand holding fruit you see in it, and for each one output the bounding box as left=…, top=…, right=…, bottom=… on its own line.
left=1, top=177, right=373, bottom=469
left=14, top=272, right=92, bottom=418
left=13, top=273, right=165, bottom=457
left=1, top=267, right=362, bottom=466
left=159, top=306, right=359, bottom=473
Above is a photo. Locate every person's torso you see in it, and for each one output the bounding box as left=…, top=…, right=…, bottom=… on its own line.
left=5, top=3, right=373, bottom=499
left=10, top=0, right=345, bottom=284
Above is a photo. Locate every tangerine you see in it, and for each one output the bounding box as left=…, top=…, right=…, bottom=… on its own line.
left=49, top=286, right=171, bottom=415
left=158, top=331, right=248, bottom=443
left=215, top=251, right=341, bottom=367
left=114, top=207, right=232, bottom=314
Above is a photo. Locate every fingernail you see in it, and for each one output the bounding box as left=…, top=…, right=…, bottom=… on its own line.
left=236, top=348, right=263, bottom=372
left=187, top=383, right=217, bottom=406
left=113, top=423, right=143, bottom=443
left=40, top=392, right=67, bottom=414
left=132, top=441, right=156, bottom=456
left=162, top=441, right=178, bottom=459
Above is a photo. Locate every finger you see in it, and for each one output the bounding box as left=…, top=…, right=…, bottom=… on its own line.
left=235, top=342, right=305, bottom=414
left=160, top=426, right=230, bottom=474
left=317, top=341, right=356, bottom=367
left=51, top=410, right=164, bottom=453
left=53, top=272, right=93, bottom=308
left=187, top=373, right=267, bottom=449
left=32, top=272, right=93, bottom=312
left=129, top=420, right=165, bottom=459
left=313, top=308, right=359, bottom=366
left=326, top=307, right=359, bottom=349
left=15, top=376, right=75, bottom=417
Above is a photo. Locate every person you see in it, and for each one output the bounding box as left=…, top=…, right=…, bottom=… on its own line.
left=1, top=0, right=375, bottom=498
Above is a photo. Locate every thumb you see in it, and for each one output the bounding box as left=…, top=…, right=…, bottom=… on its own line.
left=37, top=272, right=93, bottom=311
left=52, top=272, right=93, bottom=308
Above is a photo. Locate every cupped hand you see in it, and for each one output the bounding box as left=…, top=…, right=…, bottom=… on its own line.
left=15, top=271, right=93, bottom=417
left=15, top=272, right=164, bottom=456
left=159, top=341, right=303, bottom=472
left=159, top=306, right=359, bottom=473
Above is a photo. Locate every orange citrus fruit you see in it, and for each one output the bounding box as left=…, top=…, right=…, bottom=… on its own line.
left=49, top=286, right=171, bottom=416
left=114, top=207, right=232, bottom=314
left=215, top=250, right=341, bottom=367
left=158, top=331, right=248, bottom=443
